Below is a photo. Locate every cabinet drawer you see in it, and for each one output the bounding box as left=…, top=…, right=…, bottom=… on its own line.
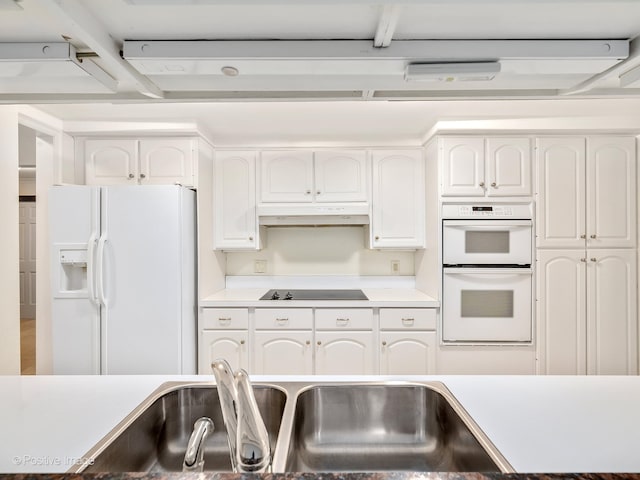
left=255, top=308, right=313, bottom=330
left=202, top=308, right=249, bottom=329
left=315, top=308, right=373, bottom=330
left=379, top=309, right=436, bottom=330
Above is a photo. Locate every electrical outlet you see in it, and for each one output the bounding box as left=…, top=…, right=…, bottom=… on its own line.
left=391, top=260, right=400, bottom=275
left=254, top=260, right=267, bottom=274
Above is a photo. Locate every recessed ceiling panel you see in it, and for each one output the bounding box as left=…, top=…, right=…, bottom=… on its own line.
left=395, top=2, right=640, bottom=40
left=84, top=1, right=380, bottom=41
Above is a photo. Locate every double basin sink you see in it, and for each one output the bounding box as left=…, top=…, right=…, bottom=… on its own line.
left=74, top=381, right=513, bottom=473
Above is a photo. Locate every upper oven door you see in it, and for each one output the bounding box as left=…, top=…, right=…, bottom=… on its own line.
left=442, top=220, right=532, bottom=265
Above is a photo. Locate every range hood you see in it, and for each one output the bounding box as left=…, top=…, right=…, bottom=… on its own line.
left=258, top=205, right=370, bottom=226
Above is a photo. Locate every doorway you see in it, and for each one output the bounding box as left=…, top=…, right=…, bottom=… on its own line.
left=18, top=125, right=38, bottom=374
left=19, top=196, right=37, bottom=374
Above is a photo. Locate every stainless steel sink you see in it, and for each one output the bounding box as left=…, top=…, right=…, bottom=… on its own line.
left=75, top=382, right=287, bottom=473
left=281, top=383, right=510, bottom=472
left=74, top=380, right=512, bottom=473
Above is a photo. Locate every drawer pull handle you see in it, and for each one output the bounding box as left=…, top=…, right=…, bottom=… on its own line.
left=218, top=317, right=232, bottom=326
left=276, top=317, right=289, bottom=325
left=240, top=340, right=245, bottom=345
left=402, top=318, right=415, bottom=326
left=382, top=341, right=387, bottom=346
left=336, top=318, right=350, bottom=326
left=306, top=340, right=311, bottom=345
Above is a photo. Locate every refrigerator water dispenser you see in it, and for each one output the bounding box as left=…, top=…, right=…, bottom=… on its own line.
left=56, top=247, right=88, bottom=295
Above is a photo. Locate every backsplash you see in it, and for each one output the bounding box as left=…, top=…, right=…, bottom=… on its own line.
left=225, top=226, right=415, bottom=276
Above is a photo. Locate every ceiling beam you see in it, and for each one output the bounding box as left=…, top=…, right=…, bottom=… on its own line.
left=561, top=37, right=640, bottom=94
left=124, top=39, right=629, bottom=61
left=35, top=0, right=164, bottom=99
left=373, top=5, right=402, bottom=48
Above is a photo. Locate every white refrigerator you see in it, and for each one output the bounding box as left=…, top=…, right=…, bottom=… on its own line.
left=49, top=185, right=196, bottom=374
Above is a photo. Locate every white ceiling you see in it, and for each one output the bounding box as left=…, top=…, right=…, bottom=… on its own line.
left=5, top=0, right=640, bottom=140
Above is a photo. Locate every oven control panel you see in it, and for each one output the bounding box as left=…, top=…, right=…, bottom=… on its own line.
left=442, top=203, right=532, bottom=219
left=458, top=205, right=513, bottom=216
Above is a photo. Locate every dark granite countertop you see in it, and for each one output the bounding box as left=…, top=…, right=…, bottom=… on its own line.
left=2, top=473, right=640, bottom=480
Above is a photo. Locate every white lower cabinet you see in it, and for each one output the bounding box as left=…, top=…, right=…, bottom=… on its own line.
left=315, top=308, right=374, bottom=375
left=252, top=331, right=313, bottom=374
left=199, top=308, right=249, bottom=374
left=315, top=331, right=375, bottom=374
left=200, top=330, right=248, bottom=374
left=252, top=308, right=313, bottom=374
left=380, top=332, right=437, bottom=375
left=379, top=308, right=437, bottom=374
left=199, top=306, right=438, bottom=375
left=537, top=249, right=638, bottom=375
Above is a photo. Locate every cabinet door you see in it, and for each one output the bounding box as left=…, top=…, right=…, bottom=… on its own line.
left=259, top=151, right=313, bottom=203
left=84, top=138, right=138, bottom=185
left=213, top=151, right=257, bottom=250
left=486, top=137, right=532, bottom=197
left=587, top=137, right=637, bottom=248
left=314, top=150, right=368, bottom=202
left=315, top=331, right=375, bottom=375
left=440, top=137, right=485, bottom=196
left=371, top=150, right=425, bottom=248
left=199, top=330, right=248, bottom=374
left=252, top=331, right=313, bottom=374
left=536, top=137, right=586, bottom=248
left=536, top=250, right=587, bottom=374
left=587, top=249, right=638, bottom=375
left=139, top=138, right=194, bottom=186
left=380, top=331, right=436, bottom=375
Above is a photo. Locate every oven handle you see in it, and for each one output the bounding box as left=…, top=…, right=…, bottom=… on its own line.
left=443, top=220, right=532, bottom=228
left=444, top=267, right=532, bottom=275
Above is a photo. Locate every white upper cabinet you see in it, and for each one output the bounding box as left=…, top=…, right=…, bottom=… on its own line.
left=537, top=136, right=636, bottom=249
left=440, top=136, right=532, bottom=197
left=84, top=139, right=138, bottom=185
left=371, top=150, right=425, bottom=249
left=440, top=137, right=485, bottom=196
left=314, top=150, right=368, bottom=202
left=259, top=150, right=314, bottom=203
left=83, top=137, right=197, bottom=187
left=213, top=150, right=258, bottom=250
left=138, top=138, right=194, bottom=185
left=587, top=137, right=637, bottom=248
left=536, top=137, right=587, bottom=249
left=259, top=149, right=369, bottom=204
left=486, top=137, right=532, bottom=196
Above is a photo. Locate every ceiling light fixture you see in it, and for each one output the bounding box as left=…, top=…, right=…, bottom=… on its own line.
left=221, top=65, right=239, bottom=77
left=405, top=62, right=501, bottom=82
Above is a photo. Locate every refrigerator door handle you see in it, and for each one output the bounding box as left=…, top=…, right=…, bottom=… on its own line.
left=97, top=234, right=109, bottom=308
left=87, top=233, right=98, bottom=306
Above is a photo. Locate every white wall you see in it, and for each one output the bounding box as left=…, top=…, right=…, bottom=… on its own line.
left=226, top=226, right=415, bottom=276
left=0, top=107, right=21, bottom=374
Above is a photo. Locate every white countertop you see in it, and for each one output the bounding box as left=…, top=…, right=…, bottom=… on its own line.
left=1, top=374, right=640, bottom=473
left=200, top=288, right=439, bottom=308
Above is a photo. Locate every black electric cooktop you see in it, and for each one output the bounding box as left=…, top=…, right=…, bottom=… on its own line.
left=259, top=289, right=368, bottom=301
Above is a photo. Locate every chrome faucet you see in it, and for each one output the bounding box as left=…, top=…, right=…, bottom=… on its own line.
left=211, top=359, right=271, bottom=473
left=182, top=417, right=214, bottom=472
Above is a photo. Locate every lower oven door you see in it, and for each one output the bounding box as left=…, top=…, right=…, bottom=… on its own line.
left=443, top=268, right=532, bottom=343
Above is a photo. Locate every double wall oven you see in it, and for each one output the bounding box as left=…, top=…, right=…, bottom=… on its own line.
left=442, top=204, right=533, bottom=343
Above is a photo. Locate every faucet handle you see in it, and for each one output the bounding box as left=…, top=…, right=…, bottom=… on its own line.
left=234, top=369, right=271, bottom=472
